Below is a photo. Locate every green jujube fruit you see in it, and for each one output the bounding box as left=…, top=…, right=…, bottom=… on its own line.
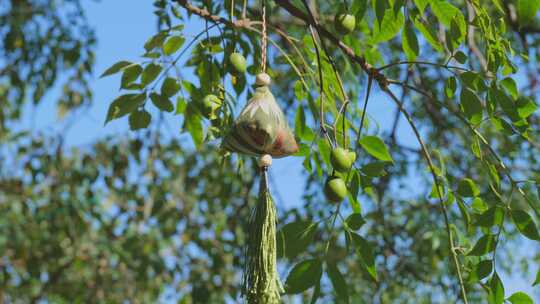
left=348, top=150, right=357, bottom=164
left=334, top=14, right=356, bottom=35
left=229, top=52, right=247, bottom=74
left=324, top=176, right=347, bottom=203
left=331, top=147, right=352, bottom=172
left=201, top=94, right=221, bottom=119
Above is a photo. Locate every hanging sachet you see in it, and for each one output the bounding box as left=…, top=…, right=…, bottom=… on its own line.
left=222, top=74, right=298, bottom=158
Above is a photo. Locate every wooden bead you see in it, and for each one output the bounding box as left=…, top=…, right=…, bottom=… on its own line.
left=258, top=154, right=273, bottom=167
left=256, top=73, right=271, bottom=86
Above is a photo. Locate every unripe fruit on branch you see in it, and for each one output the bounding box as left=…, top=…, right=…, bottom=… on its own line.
left=229, top=52, right=247, bottom=74
left=324, top=176, right=347, bottom=203
left=334, top=14, right=356, bottom=35
left=348, top=150, right=357, bottom=164
left=331, top=147, right=352, bottom=172
left=201, top=94, right=221, bottom=119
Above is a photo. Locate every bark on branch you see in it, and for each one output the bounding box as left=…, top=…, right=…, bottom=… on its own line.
left=174, top=0, right=385, bottom=82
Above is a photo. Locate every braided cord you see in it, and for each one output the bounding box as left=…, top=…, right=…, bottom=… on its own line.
left=261, top=0, right=267, bottom=73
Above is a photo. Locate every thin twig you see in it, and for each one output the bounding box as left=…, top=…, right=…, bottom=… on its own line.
left=307, top=24, right=333, bottom=146
left=354, top=76, right=373, bottom=151
left=383, top=87, right=469, bottom=304
left=301, top=0, right=350, bottom=147
left=378, top=60, right=471, bottom=72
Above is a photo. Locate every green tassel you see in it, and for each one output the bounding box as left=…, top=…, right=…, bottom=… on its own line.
left=243, top=168, right=283, bottom=304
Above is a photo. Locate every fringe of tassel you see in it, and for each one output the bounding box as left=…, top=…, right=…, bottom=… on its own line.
left=243, top=168, right=283, bottom=304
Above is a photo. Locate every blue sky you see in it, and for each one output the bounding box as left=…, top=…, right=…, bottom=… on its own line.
left=27, top=0, right=539, bottom=301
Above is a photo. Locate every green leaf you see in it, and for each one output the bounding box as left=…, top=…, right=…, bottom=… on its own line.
left=445, top=76, right=457, bottom=98
left=412, top=16, right=443, bottom=52
left=302, top=147, right=313, bottom=173
left=447, top=18, right=464, bottom=51
left=360, top=161, right=387, bottom=177
left=163, top=35, right=185, bottom=55
left=460, top=71, right=483, bottom=90
left=345, top=213, right=365, bottom=230
left=517, top=97, right=538, bottom=119
left=121, top=64, right=143, bottom=88
left=471, top=139, right=482, bottom=158
left=468, top=259, right=493, bottom=283
left=141, top=63, right=162, bottom=86
left=142, top=51, right=160, bottom=59
left=161, top=77, right=181, bottom=97
left=351, top=233, right=377, bottom=281
left=295, top=106, right=309, bottom=141
left=327, top=262, right=349, bottom=303
left=460, top=88, right=483, bottom=125
left=278, top=221, right=317, bottom=259
left=414, top=0, right=430, bottom=12
left=472, top=197, right=488, bottom=213
left=348, top=170, right=362, bottom=213
left=491, top=0, right=505, bottom=13
left=374, top=0, right=388, bottom=25
left=144, top=31, right=167, bottom=51
left=317, top=139, right=331, bottom=167
left=176, top=97, right=186, bottom=114
left=474, top=206, right=504, bottom=227
left=150, top=92, right=174, bottom=112
left=489, top=86, right=520, bottom=121
left=537, top=179, right=540, bottom=200
left=467, top=234, right=496, bottom=256
left=296, top=106, right=315, bottom=142
left=454, top=51, right=467, bottom=64
left=352, top=0, right=368, bottom=20
left=310, top=282, right=321, bottom=304
left=184, top=105, right=203, bottom=148
left=507, top=292, right=533, bottom=304
left=517, top=0, right=540, bottom=26
left=511, top=209, right=540, bottom=241
left=431, top=1, right=466, bottom=33
left=456, top=198, right=471, bottom=230
left=457, top=178, right=480, bottom=197
left=171, top=24, right=184, bottom=31
left=372, top=9, right=404, bottom=43
left=533, top=268, right=540, bottom=286
left=285, top=259, right=323, bottom=294
left=359, top=136, right=393, bottom=162
left=489, top=272, right=505, bottom=304
left=105, top=93, right=146, bottom=124
left=100, top=60, right=132, bottom=78
left=500, top=77, right=518, bottom=99
left=128, top=110, right=151, bottom=130
left=402, top=21, right=419, bottom=61
left=429, top=181, right=446, bottom=200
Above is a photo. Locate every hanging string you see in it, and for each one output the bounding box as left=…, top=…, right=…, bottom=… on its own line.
left=231, top=0, right=237, bottom=52
left=261, top=0, right=267, bottom=73
left=231, top=0, right=235, bottom=21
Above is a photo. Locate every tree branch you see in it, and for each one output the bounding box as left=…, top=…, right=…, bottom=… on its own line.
left=273, top=0, right=371, bottom=71
left=175, top=0, right=252, bottom=28
left=175, top=0, right=377, bottom=76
